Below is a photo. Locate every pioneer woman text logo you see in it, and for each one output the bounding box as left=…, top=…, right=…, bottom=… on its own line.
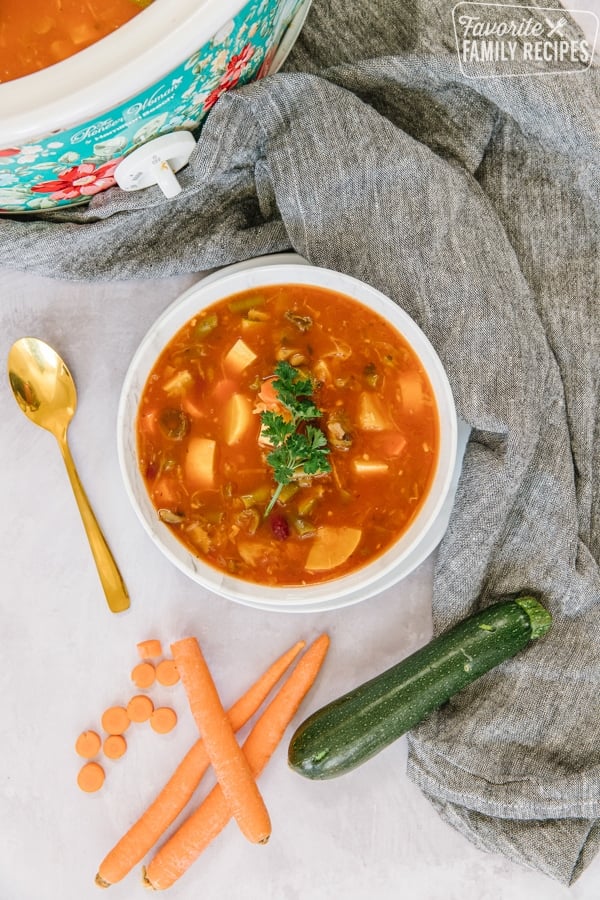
left=453, top=2, right=598, bottom=77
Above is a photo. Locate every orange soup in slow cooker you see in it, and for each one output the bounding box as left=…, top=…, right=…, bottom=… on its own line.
left=0, top=0, right=151, bottom=82
left=136, top=284, right=440, bottom=587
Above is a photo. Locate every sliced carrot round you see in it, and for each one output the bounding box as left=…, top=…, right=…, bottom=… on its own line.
left=150, top=707, right=177, bottom=734
left=127, top=694, right=154, bottom=723
left=75, top=729, right=101, bottom=759
left=77, top=761, right=105, bottom=793
left=155, top=659, right=179, bottom=686
left=137, top=639, right=163, bottom=660
left=103, top=734, right=127, bottom=760
left=131, top=661, right=156, bottom=689
left=101, top=706, right=130, bottom=735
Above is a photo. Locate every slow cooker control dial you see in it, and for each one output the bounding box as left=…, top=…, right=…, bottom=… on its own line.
left=114, top=132, right=196, bottom=199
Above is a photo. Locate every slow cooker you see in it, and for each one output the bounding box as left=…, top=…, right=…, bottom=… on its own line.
left=0, top=0, right=311, bottom=213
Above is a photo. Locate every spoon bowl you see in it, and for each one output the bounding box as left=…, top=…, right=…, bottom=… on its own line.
left=9, top=337, right=76, bottom=434
left=8, top=337, right=130, bottom=614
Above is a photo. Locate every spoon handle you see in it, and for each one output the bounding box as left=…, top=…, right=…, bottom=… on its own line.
left=58, top=437, right=130, bottom=614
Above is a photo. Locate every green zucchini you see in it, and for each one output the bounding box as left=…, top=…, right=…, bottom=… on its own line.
left=288, top=595, right=552, bottom=780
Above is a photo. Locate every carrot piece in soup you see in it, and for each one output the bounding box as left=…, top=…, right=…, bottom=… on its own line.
left=212, top=378, right=237, bottom=404
left=379, top=431, right=408, bottom=457
left=257, top=377, right=279, bottom=407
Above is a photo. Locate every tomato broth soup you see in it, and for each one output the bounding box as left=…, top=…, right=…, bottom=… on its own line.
left=0, top=0, right=149, bottom=82
left=136, top=284, right=440, bottom=587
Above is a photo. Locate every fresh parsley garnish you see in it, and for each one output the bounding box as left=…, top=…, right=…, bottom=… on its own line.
left=261, top=361, right=330, bottom=516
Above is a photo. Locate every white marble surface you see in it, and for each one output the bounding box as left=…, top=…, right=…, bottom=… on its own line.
left=1, top=263, right=600, bottom=900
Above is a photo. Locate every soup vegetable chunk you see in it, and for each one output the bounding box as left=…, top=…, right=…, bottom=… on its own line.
left=137, top=284, right=440, bottom=587
left=0, top=0, right=152, bottom=82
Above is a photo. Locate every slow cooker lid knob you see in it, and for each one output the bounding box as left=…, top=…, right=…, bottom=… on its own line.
left=114, top=131, right=196, bottom=199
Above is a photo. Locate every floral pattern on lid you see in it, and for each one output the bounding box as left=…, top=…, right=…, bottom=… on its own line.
left=0, top=0, right=306, bottom=213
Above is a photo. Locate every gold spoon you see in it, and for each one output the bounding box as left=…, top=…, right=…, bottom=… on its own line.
left=7, top=337, right=130, bottom=613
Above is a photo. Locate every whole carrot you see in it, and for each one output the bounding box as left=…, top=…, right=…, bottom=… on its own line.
left=143, top=634, right=330, bottom=891
left=172, top=637, right=272, bottom=845
left=95, top=640, right=305, bottom=888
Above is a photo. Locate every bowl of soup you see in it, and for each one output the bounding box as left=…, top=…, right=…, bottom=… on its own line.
left=0, top=0, right=311, bottom=213
left=117, top=255, right=458, bottom=611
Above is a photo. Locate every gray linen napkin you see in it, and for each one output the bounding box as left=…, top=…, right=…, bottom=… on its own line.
left=2, top=0, right=599, bottom=885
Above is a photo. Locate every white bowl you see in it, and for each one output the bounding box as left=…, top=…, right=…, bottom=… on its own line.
left=117, top=255, right=459, bottom=612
